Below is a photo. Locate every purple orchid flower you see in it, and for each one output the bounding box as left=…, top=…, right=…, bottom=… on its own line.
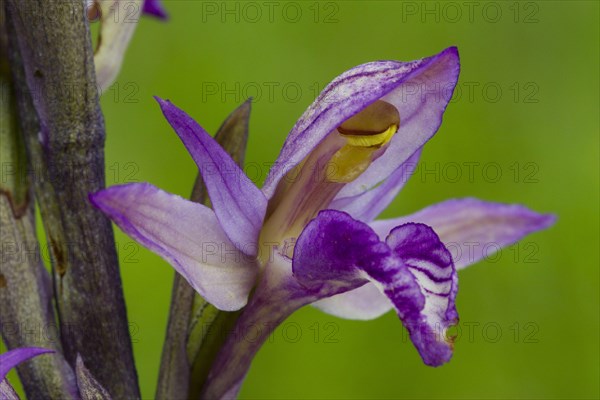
left=0, top=348, right=54, bottom=399
left=90, top=47, right=555, bottom=398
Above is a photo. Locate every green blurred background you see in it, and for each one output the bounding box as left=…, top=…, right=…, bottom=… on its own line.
left=8, top=1, right=600, bottom=399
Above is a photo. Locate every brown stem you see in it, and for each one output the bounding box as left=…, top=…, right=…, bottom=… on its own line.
left=5, top=1, right=139, bottom=397
left=0, top=13, right=75, bottom=398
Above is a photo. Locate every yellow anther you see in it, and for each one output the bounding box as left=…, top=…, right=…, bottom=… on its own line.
left=341, top=124, right=397, bottom=148
left=328, top=123, right=398, bottom=183
left=260, top=100, right=401, bottom=245
left=338, top=100, right=400, bottom=136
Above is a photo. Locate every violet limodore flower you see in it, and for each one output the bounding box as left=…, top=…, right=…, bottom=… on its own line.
left=91, top=47, right=555, bottom=399
left=0, top=348, right=54, bottom=398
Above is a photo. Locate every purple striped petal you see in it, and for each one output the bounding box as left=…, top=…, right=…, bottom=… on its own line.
left=294, top=211, right=457, bottom=366
left=293, top=210, right=390, bottom=285
left=0, top=347, right=54, bottom=381
left=385, top=223, right=458, bottom=366
left=315, top=148, right=419, bottom=320
left=143, top=0, right=167, bottom=19
left=314, top=199, right=554, bottom=321
left=155, top=97, right=267, bottom=255
left=329, top=149, right=421, bottom=222
left=90, top=183, right=258, bottom=311
left=370, top=198, right=556, bottom=270
left=263, top=47, right=459, bottom=200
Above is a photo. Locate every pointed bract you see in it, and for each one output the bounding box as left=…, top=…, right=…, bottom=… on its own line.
left=76, top=355, right=112, bottom=400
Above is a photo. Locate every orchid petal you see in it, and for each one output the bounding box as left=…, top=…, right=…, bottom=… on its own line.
left=294, top=211, right=457, bottom=366
left=263, top=47, right=459, bottom=200
left=155, top=98, right=267, bottom=255
left=143, top=0, right=167, bottom=19
left=0, top=347, right=54, bottom=381
left=90, top=183, right=258, bottom=311
left=370, top=198, right=556, bottom=270
left=93, top=0, right=143, bottom=92
left=329, top=149, right=421, bottom=222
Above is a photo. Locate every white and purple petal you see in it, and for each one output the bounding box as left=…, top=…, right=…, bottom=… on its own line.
left=155, top=98, right=267, bottom=255
left=370, top=198, right=556, bottom=269
left=90, top=183, right=258, bottom=311
left=293, top=210, right=457, bottom=366
left=263, top=47, right=459, bottom=200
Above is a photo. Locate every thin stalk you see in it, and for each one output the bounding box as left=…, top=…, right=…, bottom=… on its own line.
left=5, top=1, right=139, bottom=397
left=0, top=14, right=75, bottom=398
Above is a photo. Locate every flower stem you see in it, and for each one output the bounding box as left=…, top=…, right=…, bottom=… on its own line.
left=5, top=1, right=139, bottom=397
left=0, top=15, right=75, bottom=398
left=200, top=270, right=313, bottom=400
